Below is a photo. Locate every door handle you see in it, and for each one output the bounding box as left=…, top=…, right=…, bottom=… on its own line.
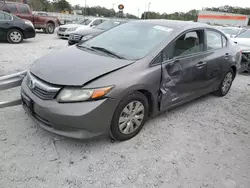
left=196, top=61, right=206, bottom=69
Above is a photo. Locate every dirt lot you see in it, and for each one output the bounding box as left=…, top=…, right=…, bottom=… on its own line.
left=0, top=33, right=250, bottom=188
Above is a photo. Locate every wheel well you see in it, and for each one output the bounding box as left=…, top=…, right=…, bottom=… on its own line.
left=231, top=65, right=237, bottom=79
left=47, top=21, right=55, bottom=26
left=7, top=27, right=24, bottom=37
left=138, top=89, right=154, bottom=117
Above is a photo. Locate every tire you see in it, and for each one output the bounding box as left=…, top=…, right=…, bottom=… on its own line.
left=7, top=29, right=23, bottom=44
left=45, top=23, right=55, bottom=34
left=215, top=69, right=234, bottom=96
left=110, top=92, right=149, bottom=141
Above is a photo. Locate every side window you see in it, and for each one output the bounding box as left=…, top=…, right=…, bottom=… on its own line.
left=19, top=4, right=29, bottom=14
left=0, top=12, right=4, bottom=20
left=222, top=36, right=227, bottom=47
left=0, top=12, right=11, bottom=20
left=5, top=4, right=17, bottom=13
left=163, top=30, right=204, bottom=60
left=206, top=30, right=222, bottom=50
left=92, top=19, right=102, bottom=26
left=4, top=13, right=12, bottom=20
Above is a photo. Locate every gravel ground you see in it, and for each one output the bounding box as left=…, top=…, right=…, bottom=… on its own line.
left=0, top=33, right=250, bottom=188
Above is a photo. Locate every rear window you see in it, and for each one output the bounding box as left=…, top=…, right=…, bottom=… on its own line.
left=19, top=4, right=29, bottom=14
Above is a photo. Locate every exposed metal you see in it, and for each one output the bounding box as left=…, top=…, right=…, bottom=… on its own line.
left=239, top=52, right=250, bottom=74
left=0, top=71, right=27, bottom=108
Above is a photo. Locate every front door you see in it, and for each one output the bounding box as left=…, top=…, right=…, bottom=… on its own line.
left=160, top=29, right=208, bottom=110
left=16, top=4, right=33, bottom=22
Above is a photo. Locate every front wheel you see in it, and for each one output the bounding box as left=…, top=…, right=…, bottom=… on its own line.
left=215, top=69, right=234, bottom=96
left=45, top=23, right=55, bottom=34
left=110, top=92, right=149, bottom=141
left=7, top=29, right=23, bottom=44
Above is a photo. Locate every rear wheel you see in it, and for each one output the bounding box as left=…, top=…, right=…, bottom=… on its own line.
left=7, top=29, right=23, bottom=44
left=215, top=69, right=234, bottom=96
left=45, top=23, right=55, bottom=34
left=110, top=92, right=149, bottom=141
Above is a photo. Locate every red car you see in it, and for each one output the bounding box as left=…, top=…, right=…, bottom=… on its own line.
left=0, top=1, right=60, bottom=34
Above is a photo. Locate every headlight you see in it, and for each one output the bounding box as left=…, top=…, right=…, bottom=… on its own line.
left=67, top=27, right=77, bottom=31
left=81, top=35, right=93, bottom=41
left=57, top=86, right=113, bottom=102
left=25, top=20, right=34, bottom=28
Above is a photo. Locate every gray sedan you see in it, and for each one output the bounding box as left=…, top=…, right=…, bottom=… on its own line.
left=21, top=20, right=241, bottom=141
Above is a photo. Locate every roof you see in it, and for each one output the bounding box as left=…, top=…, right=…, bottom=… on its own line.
left=132, top=19, right=209, bottom=30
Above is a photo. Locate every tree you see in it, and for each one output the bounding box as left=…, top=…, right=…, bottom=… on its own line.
left=53, top=0, right=71, bottom=12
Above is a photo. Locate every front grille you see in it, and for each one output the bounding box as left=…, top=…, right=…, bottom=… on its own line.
left=59, top=27, right=67, bottom=32
left=69, top=34, right=82, bottom=41
left=26, top=73, right=61, bottom=100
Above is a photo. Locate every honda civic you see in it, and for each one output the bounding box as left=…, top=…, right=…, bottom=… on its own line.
left=21, top=20, right=241, bottom=141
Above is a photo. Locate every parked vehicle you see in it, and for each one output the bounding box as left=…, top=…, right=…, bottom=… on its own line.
left=219, top=27, right=245, bottom=38
left=32, top=11, right=48, bottom=17
left=21, top=20, right=241, bottom=141
left=57, top=18, right=107, bottom=39
left=0, top=10, right=35, bottom=43
left=68, top=20, right=127, bottom=45
left=0, top=1, right=60, bottom=34
left=233, top=29, right=250, bottom=73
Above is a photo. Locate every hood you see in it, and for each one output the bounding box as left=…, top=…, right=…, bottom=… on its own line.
left=74, top=28, right=102, bottom=35
left=59, top=24, right=86, bottom=29
left=30, top=46, right=134, bottom=86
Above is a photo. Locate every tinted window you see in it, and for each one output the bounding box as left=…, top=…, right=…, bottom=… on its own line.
left=206, top=30, right=222, bottom=50
left=80, top=23, right=173, bottom=60
left=19, top=4, right=29, bottom=14
left=5, top=4, right=17, bottom=13
left=236, top=30, right=250, bottom=38
left=92, top=19, right=102, bottom=26
left=164, top=30, right=204, bottom=59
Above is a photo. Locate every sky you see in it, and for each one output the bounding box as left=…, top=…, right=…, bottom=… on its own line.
left=67, top=0, right=250, bottom=17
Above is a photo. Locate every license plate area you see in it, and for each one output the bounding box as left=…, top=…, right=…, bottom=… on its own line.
left=21, top=93, right=34, bottom=114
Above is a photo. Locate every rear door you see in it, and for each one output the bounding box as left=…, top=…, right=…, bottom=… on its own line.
left=0, top=12, right=13, bottom=40
left=16, top=4, right=33, bottom=22
left=203, top=29, right=229, bottom=88
left=160, top=29, right=208, bottom=110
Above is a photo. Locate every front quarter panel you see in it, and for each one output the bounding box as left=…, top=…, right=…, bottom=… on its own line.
left=84, top=60, right=162, bottom=115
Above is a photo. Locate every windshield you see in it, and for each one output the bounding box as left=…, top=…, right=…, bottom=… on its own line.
left=95, top=20, right=122, bottom=30
left=76, top=19, right=92, bottom=25
left=236, top=30, right=250, bottom=38
left=220, top=28, right=240, bottom=35
left=79, top=22, right=173, bottom=60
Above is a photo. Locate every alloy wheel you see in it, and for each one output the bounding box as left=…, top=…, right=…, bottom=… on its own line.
left=222, top=72, right=233, bottom=94
left=118, top=101, right=145, bottom=135
left=10, top=31, right=22, bottom=43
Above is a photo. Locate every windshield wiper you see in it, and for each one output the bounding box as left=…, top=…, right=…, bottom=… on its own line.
left=90, top=46, right=125, bottom=59
left=76, top=44, right=95, bottom=51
